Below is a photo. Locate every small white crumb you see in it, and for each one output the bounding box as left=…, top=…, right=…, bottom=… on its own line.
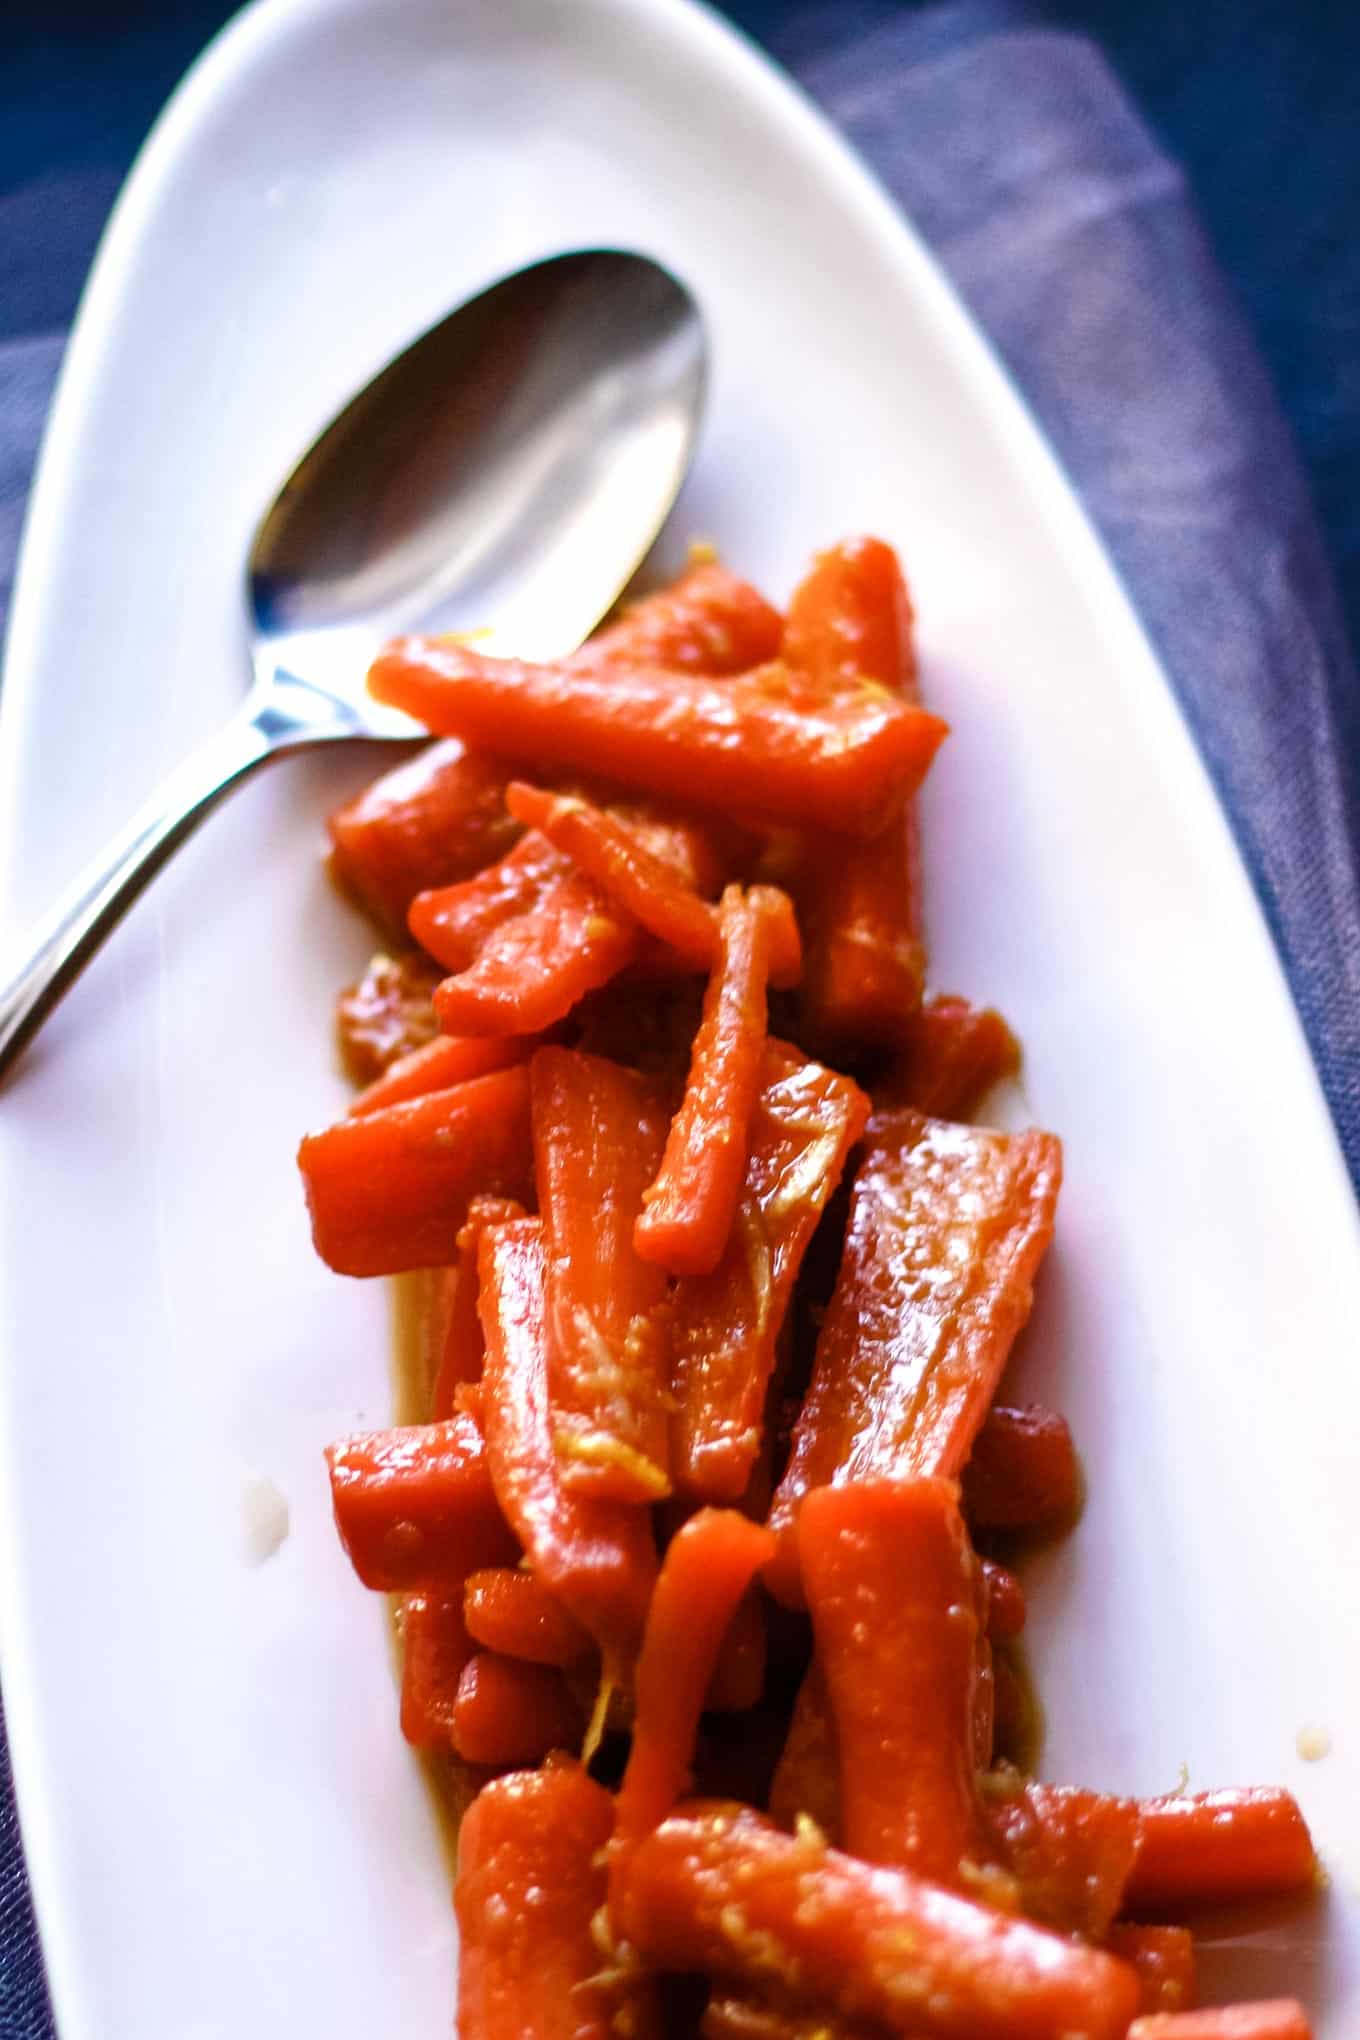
left=242, top=1475, right=290, bottom=1565
left=1296, top=1724, right=1332, bottom=1763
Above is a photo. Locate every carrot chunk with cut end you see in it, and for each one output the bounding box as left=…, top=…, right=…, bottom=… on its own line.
left=452, top=1651, right=585, bottom=1767
left=613, top=1804, right=1141, bottom=2040
left=456, top=1762, right=661, bottom=2040
left=781, top=535, right=917, bottom=693
left=1128, top=2006, right=1311, bottom=2040
left=325, top=1413, right=519, bottom=1591
left=767, top=1111, right=1062, bottom=1603
left=463, top=1567, right=594, bottom=1667
left=532, top=1048, right=673, bottom=1502
left=399, top=1589, right=474, bottom=1748
left=1106, top=1925, right=1198, bottom=2018
left=670, top=1043, right=868, bottom=1501
left=329, top=740, right=519, bottom=937
left=1126, top=1790, right=1317, bottom=1910
left=434, top=868, right=640, bottom=1037
left=369, top=640, right=948, bottom=839
left=801, top=1479, right=992, bottom=1886
left=478, top=1218, right=657, bottom=1665
left=335, top=949, right=442, bottom=1083
left=409, top=831, right=571, bottom=973
left=963, top=1402, right=1081, bottom=1530
left=985, top=1779, right=1142, bottom=1939
left=578, top=560, right=783, bottom=675
left=885, top=993, right=1021, bottom=1119
left=298, top=1065, right=533, bottom=1276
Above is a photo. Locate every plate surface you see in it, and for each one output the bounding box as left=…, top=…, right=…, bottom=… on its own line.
left=1, top=0, right=1356, bottom=2034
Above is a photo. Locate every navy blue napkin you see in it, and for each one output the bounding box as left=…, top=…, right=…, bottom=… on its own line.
left=2, top=4, right=1357, bottom=2030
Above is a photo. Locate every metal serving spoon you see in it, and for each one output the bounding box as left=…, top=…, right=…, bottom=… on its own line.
left=0, top=248, right=706, bottom=1077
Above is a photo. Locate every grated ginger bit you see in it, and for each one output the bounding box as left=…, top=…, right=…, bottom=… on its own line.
left=687, top=537, right=720, bottom=565
left=583, top=1670, right=617, bottom=1766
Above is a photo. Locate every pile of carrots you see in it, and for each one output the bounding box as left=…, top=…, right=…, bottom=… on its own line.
left=299, top=540, right=1318, bottom=2039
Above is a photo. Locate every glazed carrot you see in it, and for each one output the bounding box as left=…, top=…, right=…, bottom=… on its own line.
left=962, top=1403, right=1081, bottom=1531
left=349, top=1031, right=535, bottom=1114
left=980, top=1558, right=1027, bottom=1640
left=768, top=1665, right=841, bottom=1841
left=767, top=1111, right=1063, bottom=1602
left=429, top=1196, right=527, bottom=1420
left=463, top=1567, right=594, bottom=1667
left=409, top=831, right=570, bottom=973
left=369, top=641, right=949, bottom=839
left=706, top=1589, right=766, bottom=1713
left=635, top=888, right=776, bottom=1277
left=452, top=1652, right=586, bottom=1767
left=335, top=949, right=442, bottom=1083
left=298, top=1065, right=533, bottom=1275
left=434, top=869, right=640, bottom=1036
left=801, top=1479, right=991, bottom=1885
left=884, top=994, right=1021, bottom=1119
left=329, top=740, right=519, bottom=936
left=1106, top=1926, right=1197, bottom=2018
left=1126, top=1790, right=1317, bottom=1910
left=613, top=1511, right=776, bottom=1862
left=576, top=560, right=783, bottom=675
left=325, top=1413, right=519, bottom=1590
left=614, top=1805, right=1141, bottom=2040
left=478, top=1218, right=657, bottom=1664
left=986, top=1780, right=1142, bottom=1939
left=670, top=1043, right=868, bottom=1500
left=399, top=1589, right=474, bottom=1748
left=532, top=1048, right=672, bottom=1501
left=456, top=1761, right=660, bottom=2040
left=781, top=535, right=917, bottom=693
left=1128, top=2008, right=1311, bottom=2040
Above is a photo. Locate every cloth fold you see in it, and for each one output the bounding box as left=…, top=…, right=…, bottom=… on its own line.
left=1, top=3, right=1356, bottom=2030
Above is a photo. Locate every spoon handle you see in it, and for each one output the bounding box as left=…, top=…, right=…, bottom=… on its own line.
left=0, top=668, right=364, bottom=1081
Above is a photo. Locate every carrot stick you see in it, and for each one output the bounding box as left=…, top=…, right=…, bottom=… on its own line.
left=613, top=1804, right=1141, bottom=2040
left=613, top=1511, right=775, bottom=1863
left=298, top=1065, right=533, bottom=1276
left=429, top=1196, right=527, bottom=1420
left=369, top=641, right=949, bottom=839
left=532, top=1048, right=673, bottom=1501
left=456, top=1760, right=661, bottom=2040
left=1126, top=1790, right=1317, bottom=1910
left=434, top=868, right=640, bottom=1036
left=478, top=1218, right=657, bottom=1665
left=670, top=1043, right=868, bottom=1500
left=768, top=1665, right=841, bottom=1842
left=1106, top=1926, right=1197, bottom=2018
left=329, top=740, right=519, bottom=937
left=781, top=535, right=917, bottom=693
left=962, top=1403, right=1081, bottom=1531
left=705, top=1588, right=766, bottom=1713
left=1128, top=2007, right=1311, bottom=2040
left=980, top=1558, right=1026, bottom=1640
left=349, top=1031, right=535, bottom=1114
left=883, top=994, right=1021, bottom=1119
left=335, top=949, right=442, bottom=1084
left=800, top=1479, right=991, bottom=1885
left=409, top=831, right=571, bottom=972
left=767, top=1111, right=1062, bottom=1603
left=633, top=889, right=774, bottom=1276
left=399, top=1589, right=474, bottom=1748
left=452, top=1651, right=586, bottom=1766
left=325, top=1413, right=519, bottom=1590
left=463, top=1567, right=594, bottom=1667
left=577, top=560, right=782, bottom=675
left=985, top=1780, right=1142, bottom=1939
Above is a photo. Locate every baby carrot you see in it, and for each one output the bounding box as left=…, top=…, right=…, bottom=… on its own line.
left=325, top=1412, right=519, bottom=1591
left=986, top=1780, right=1142, bottom=1939
left=576, top=560, right=782, bottom=675
left=1128, top=2007, right=1311, bottom=2040
left=1105, top=1926, right=1197, bottom=2018
left=462, top=1567, right=594, bottom=1667
left=962, top=1402, right=1081, bottom=1531
left=533, top=1048, right=672, bottom=1501
left=369, top=641, right=949, bottom=839
left=429, top=1196, right=526, bottom=1420
left=328, top=739, right=519, bottom=937
left=478, top=1218, right=658, bottom=1666
left=614, top=1805, right=1141, bottom=2040
left=335, top=949, right=441, bottom=1083
left=297, top=1065, right=533, bottom=1275
left=433, top=869, right=640, bottom=1037
left=885, top=993, right=1021, bottom=1119
left=348, top=1032, right=535, bottom=1115
left=399, top=1588, right=474, bottom=1748
left=452, top=1652, right=586, bottom=1767
left=1126, top=1790, right=1317, bottom=1910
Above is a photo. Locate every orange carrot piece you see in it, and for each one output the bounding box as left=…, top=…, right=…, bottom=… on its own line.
left=400, top=1588, right=474, bottom=1748
left=801, top=1479, right=991, bottom=1885
left=429, top=1196, right=527, bottom=1420
left=577, top=560, right=782, bottom=676
left=769, top=1665, right=841, bottom=1841
left=986, top=1781, right=1142, bottom=1939
left=767, top=1111, right=1062, bottom=1603
left=335, top=949, right=442, bottom=1083
left=1126, top=1790, right=1317, bottom=1910
left=532, top=1048, right=672, bottom=1502
left=886, top=993, right=1021, bottom=1119
left=463, top=1567, right=594, bottom=1667
left=1106, top=1926, right=1198, bottom=2018
left=328, top=740, right=519, bottom=936
left=1128, top=2007, right=1311, bottom=2040
left=434, top=868, right=640, bottom=1037
left=478, top=1218, right=657, bottom=1665
left=325, top=1413, right=519, bottom=1591
left=671, top=1042, right=868, bottom=1502
left=349, top=1031, right=535, bottom=1114
left=962, top=1403, right=1081, bottom=1531
left=706, top=1588, right=766, bottom=1713
left=452, top=1651, right=585, bottom=1767
left=369, top=641, right=949, bottom=839
left=634, top=888, right=775, bottom=1278
left=298, top=1066, right=533, bottom=1276
left=409, top=830, right=570, bottom=973
left=456, top=1762, right=660, bottom=2040
left=614, top=1805, right=1141, bottom=2040
left=781, top=535, right=917, bottom=692
left=613, top=1511, right=776, bottom=1863
left=980, top=1558, right=1027, bottom=1639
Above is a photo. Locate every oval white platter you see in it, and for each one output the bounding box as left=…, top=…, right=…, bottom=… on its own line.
left=0, top=0, right=1356, bottom=2034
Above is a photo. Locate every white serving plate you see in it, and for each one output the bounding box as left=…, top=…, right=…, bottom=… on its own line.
left=1, top=0, right=1356, bottom=2033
